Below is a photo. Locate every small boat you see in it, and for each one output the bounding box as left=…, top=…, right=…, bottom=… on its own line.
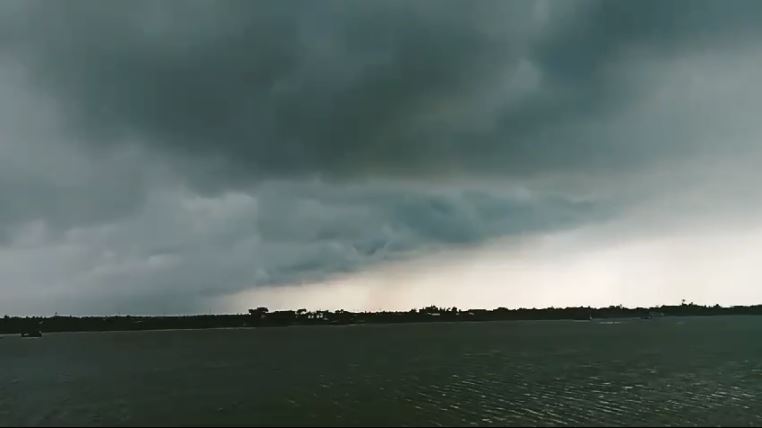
left=21, top=330, right=43, bottom=338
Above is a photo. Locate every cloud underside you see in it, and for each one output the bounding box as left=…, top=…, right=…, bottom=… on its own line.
left=2, top=0, right=762, bottom=314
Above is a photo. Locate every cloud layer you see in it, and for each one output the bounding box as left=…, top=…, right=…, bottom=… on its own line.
left=2, top=1, right=762, bottom=314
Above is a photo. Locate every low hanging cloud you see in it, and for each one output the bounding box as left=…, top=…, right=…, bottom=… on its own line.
left=2, top=1, right=762, bottom=314
left=0, top=179, right=600, bottom=315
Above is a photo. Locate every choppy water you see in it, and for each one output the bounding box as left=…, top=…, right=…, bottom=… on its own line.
left=2, top=317, right=762, bottom=426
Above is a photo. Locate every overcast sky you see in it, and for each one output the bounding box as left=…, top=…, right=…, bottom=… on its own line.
left=3, top=1, right=762, bottom=315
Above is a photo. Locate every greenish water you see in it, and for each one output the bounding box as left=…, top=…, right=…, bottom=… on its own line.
left=2, top=317, right=762, bottom=426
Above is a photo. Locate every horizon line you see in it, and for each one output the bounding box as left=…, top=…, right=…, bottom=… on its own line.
left=6, top=301, right=762, bottom=318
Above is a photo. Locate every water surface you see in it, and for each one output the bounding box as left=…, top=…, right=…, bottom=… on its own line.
left=2, top=317, right=762, bottom=426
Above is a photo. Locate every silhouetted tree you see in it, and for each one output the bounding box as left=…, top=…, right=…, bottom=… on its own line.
left=248, top=307, right=269, bottom=319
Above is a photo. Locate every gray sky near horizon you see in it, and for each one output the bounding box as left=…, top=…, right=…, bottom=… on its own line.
left=3, top=0, right=762, bottom=315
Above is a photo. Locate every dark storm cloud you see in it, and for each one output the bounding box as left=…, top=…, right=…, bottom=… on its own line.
left=0, top=150, right=149, bottom=242
left=3, top=0, right=762, bottom=314
left=4, top=0, right=759, bottom=187
left=5, top=0, right=532, bottom=183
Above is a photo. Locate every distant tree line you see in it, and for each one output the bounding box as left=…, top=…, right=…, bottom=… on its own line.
left=2, top=303, right=762, bottom=334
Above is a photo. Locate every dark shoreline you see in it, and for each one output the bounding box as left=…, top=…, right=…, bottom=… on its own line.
left=3, top=303, right=762, bottom=335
